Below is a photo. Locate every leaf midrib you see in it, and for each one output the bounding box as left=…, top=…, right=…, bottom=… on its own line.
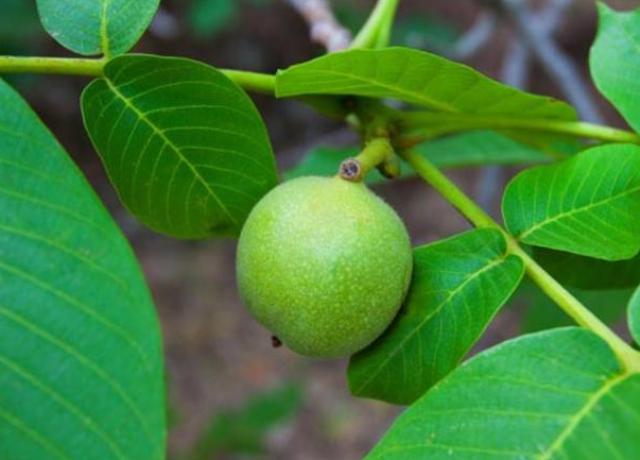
left=103, top=78, right=239, bottom=228
left=280, top=66, right=455, bottom=113
left=354, top=255, right=506, bottom=394
left=536, top=371, right=628, bottom=460
left=517, top=184, right=640, bottom=241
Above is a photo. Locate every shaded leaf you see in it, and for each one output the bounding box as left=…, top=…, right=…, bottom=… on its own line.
left=534, top=248, right=640, bottom=290
left=415, top=130, right=549, bottom=167
left=188, top=0, right=237, bottom=38
left=590, top=4, right=640, bottom=132
left=36, top=0, right=159, bottom=56
left=516, top=281, right=630, bottom=333
left=189, top=383, right=302, bottom=459
left=276, top=47, right=576, bottom=120
left=368, top=328, right=640, bottom=460
left=0, top=80, right=165, bottom=459
left=348, top=229, right=524, bottom=405
left=505, top=129, right=582, bottom=158
left=503, top=143, right=640, bottom=261
left=82, top=54, right=278, bottom=239
left=0, top=0, right=41, bottom=44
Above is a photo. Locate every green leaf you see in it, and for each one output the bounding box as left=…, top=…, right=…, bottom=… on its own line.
left=415, top=130, right=550, bottom=167
left=189, top=383, right=303, bottom=459
left=0, top=0, right=42, bottom=44
left=0, top=80, right=165, bottom=458
left=276, top=47, right=576, bottom=120
left=629, top=288, right=640, bottom=344
left=505, top=130, right=582, bottom=158
left=367, top=328, right=640, bottom=460
left=348, top=229, right=524, bottom=405
left=285, top=131, right=548, bottom=183
left=534, top=248, right=640, bottom=290
left=36, top=0, right=159, bottom=56
left=81, top=54, right=278, bottom=239
left=517, top=281, right=630, bottom=333
left=503, top=143, right=640, bottom=261
left=590, top=4, right=640, bottom=132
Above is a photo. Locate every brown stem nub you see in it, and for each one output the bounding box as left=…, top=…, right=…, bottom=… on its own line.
left=339, top=158, right=363, bottom=181
left=271, top=336, right=283, bottom=348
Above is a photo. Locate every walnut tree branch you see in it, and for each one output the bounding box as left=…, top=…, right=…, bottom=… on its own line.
left=501, top=0, right=604, bottom=123
left=285, top=0, right=352, bottom=51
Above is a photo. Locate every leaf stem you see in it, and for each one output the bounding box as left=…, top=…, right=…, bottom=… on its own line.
left=220, top=69, right=276, bottom=95
left=350, top=0, right=400, bottom=49
left=400, top=149, right=640, bottom=372
left=0, top=56, right=277, bottom=94
left=0, top=56, right=106, bottom=77
left=399, top=111, right=640, bottom=145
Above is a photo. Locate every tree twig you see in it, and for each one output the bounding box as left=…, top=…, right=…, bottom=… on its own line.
left=501, top=0, right=604, bottom=123
left=285, top=0, right=352, bottom=51
left=478, top=0, right=590, bottom=213
left=449, top=11, right=497, bottom=60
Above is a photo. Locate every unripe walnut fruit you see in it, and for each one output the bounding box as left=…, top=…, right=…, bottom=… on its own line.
left=236, top=176, right=413, bottom=358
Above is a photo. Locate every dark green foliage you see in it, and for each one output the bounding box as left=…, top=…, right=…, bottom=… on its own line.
left=187, top=384, right=302, bottom=459
left=82, top=55, right=278, bottom=239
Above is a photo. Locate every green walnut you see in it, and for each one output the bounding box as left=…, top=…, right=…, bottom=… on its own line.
left=236, top=176, right=413, bottom=358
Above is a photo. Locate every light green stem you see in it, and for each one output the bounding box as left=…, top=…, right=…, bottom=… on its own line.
left=401, top=149, right=640, bottom=373
left=0, top=56, right=106, bottom=76
left=350, top=0, right=400, bottom=49
left=358, top=138, right=394, bottom=172
left=220, top=69, right=276, bottom=95
left=400, top=111, right=640, bottom=145
left=0, top=56, right=277, bottom=95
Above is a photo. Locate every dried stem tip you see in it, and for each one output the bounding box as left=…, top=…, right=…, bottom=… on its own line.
left=339, top=158, right=363, bottom=181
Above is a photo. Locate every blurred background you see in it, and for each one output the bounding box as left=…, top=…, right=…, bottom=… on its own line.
left=1, top=0, right=638, bottom=458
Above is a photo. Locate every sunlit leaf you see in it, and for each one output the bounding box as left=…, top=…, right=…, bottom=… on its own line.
left=503, top=143, right=640, bottom=261
left=590, top=4, right=640, bottom=132
left=276, top=47, right=576, bottom=120
left=368, top=328, right=640, bottom=459
left=0, top=79, right=165, bottom=459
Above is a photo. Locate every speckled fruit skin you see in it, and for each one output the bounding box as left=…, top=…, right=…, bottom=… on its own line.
left=236, top=176, right=413, bottom=358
